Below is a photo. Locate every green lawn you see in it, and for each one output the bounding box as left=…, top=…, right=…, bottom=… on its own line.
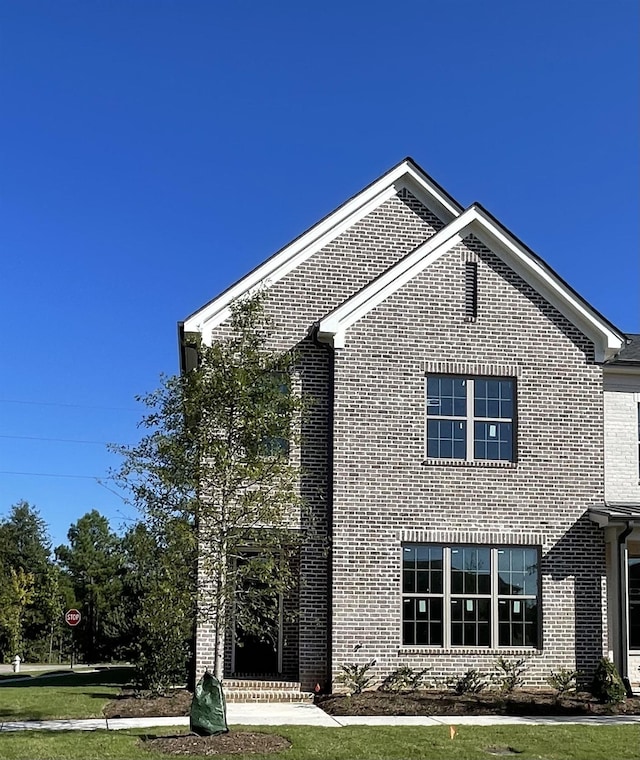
left=0, top=667, right=135, bottom=721
left=0, top=725, right=639, bottom=760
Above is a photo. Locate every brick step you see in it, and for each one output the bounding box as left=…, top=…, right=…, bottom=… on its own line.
left=223, top=679, right=303, bottom=691
left=224, top=688, right=313, bottom=703
left=222, top=678, right=313, bottom=703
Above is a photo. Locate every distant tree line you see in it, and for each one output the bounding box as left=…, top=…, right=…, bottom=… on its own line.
left=0, top=501, right=194, bottom=691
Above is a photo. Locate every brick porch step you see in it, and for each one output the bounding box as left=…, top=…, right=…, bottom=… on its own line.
left=222, top=679, right=313, bottom=703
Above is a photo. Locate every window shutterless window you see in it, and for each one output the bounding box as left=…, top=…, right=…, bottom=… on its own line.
left=402, top=544, right=540, bottom=649
left=426, top=376, right=515, bottom=461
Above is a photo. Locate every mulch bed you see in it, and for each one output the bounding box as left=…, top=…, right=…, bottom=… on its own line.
left=104, top=689, right=192, bottom=718
left=141, top=732, right=290, bottom=756
left=315, top=688, right=640, bottom=716
left=104, top=687, right=640, bottom=756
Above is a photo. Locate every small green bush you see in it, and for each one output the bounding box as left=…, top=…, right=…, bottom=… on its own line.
left=590, top=658, right=627, bottom=704
left=547, top=668, right=580, bottom=700
left=491, top=656, right=527, bottom=694
left=447, top=668, right=487, bottom=695
left=335, top=659, right=377, bottom=695
left=379, top=666, right=429, bottom=692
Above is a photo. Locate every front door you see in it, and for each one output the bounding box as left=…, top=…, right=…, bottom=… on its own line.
left=233, top=551, right=281, bottom=675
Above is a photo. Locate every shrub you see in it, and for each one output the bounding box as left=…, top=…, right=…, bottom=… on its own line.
left=447, top=669, right=487, bottom=695
left=379, top=666, right=429, bottom=692
left=547, top=668, right=580, bottom=700
left=590, top=658, right=627, bottom=704
left=335, top=659, right=377, bottom=695
left=491, top=656, right=527, bottom=694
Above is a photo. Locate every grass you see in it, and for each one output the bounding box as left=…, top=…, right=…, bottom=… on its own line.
left=0, top=725, right=638, bottom=760
left=0, top=667, right=135, bottom=721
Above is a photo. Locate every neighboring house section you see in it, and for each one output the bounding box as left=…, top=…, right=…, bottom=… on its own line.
left=181, top=158, right=638, bottom=692
left=600, top=336, right=640, bottom=688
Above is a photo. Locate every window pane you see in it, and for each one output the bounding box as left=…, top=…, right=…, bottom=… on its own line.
left=428, top=420, right=466, bottom=459
left=450, top=597, right=491, bottom=646
left=403, top=622, right=414, bottom=646
left=451, top=547, right=490, bottom=593
left=498, top=598, right=538, bottom=647
left=403, top=545, right=442, bottom=593
left=474, top=378, right=514, bottom=419
left=403, top=570, right=415, bottom=593
left=474, top=422, right=513, bottom=461
left=426, top=376, right=466, bottom=417
left=402, top=597, right=443, bottom=646
left=497, top=548, right=538, bottom=595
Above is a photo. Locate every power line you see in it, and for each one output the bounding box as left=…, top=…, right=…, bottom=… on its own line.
left=0, top=470, right=104, bottom=480
left=0, top=398, right=140, bottom=412
left=0, top=434, right=134, bottom=446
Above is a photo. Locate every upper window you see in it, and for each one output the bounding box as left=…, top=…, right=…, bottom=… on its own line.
left=402, top=544, right=540, bottom=649
left=426, top=376, right=515, bottom=462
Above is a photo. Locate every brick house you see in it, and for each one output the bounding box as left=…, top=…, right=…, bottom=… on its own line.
left=180, top=158, right=640, bottom=693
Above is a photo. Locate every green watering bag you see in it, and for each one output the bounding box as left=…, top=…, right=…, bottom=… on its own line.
left=190, top=671, right=229, bottom=736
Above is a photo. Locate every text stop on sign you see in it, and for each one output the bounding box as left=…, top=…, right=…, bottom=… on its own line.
left=65, top=609, right=81, bottom=627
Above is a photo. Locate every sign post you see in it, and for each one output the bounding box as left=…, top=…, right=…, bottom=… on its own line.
left=64, top=609, right=81, bottom=669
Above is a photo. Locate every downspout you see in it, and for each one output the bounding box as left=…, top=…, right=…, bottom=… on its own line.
left=618, top=521, right=633, bottom=696
left=177, top=319, right=198, bottom=691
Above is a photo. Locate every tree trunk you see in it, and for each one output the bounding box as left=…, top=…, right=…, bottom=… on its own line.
left=212, top=546, right=227, bottom=680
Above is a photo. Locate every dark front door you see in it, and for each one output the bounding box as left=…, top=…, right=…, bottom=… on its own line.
left=234, top=627, right=279, bottom=674
left=233, top=551, right=281, bottom=675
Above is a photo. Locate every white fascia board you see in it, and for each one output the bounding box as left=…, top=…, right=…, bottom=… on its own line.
left=318, top=206, right=625, bottom=360
left=397, top=165, right=461, bottom=221
left=469, top=207, right=625, bottom=361
left=183, top=161, right=462, bottom=342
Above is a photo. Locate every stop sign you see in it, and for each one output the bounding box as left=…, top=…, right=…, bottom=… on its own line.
left=65, top=609, right=81, bottom=627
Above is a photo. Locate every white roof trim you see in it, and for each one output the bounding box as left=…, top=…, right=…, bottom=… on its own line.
left=317, top=206, right=625, bottom=362
left=183, top=160, right=462, bottom=343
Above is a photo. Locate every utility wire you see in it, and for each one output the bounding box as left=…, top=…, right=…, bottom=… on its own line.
left=0, top=470, right=104, bottom=480
left=0, top=398, right=139, bottom=412
left=0, top=434, right=135, bottom=446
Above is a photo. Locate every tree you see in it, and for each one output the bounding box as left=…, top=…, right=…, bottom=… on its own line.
left=114, top=294, right=304, bottom=679
left=55, top=510, right=124, bottom=663
left=0, top=501, right=51, bottom=575
left=118, top=519, right=196, bottom=693
left=0, top=501, right=59, bottom=661
left=0, top=567, right=34, bottom=657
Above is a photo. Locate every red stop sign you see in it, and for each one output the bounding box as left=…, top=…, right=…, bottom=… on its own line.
left=65, top=609, right=81, bottom=627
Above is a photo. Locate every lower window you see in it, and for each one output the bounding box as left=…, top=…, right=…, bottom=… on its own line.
left=402, top=544, right=540, bottom=648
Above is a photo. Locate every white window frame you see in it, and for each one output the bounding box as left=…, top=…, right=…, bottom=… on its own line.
left=402, top=544, right=540, bottom=649
left=425, top=376, right=515, bottom=462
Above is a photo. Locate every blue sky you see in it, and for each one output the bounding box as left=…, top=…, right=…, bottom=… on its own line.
left=0, top=0, right=638, bottom=548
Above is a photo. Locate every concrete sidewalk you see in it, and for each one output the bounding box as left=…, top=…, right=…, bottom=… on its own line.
left=2, top=703, right=640, bottom=731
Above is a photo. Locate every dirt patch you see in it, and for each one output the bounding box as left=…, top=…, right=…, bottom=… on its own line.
left=141, top=731, right=291, bottom=756
left=315, top=689, right=640, bottom=717
left=104, top=689, right=192, bottom=718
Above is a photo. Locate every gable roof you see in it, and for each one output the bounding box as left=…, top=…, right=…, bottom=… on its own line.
left=182, top=158, right=463, bottom=342
left=317, top=203, right=626, bottom=362
left=182, top=157, right=626, bottom=363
